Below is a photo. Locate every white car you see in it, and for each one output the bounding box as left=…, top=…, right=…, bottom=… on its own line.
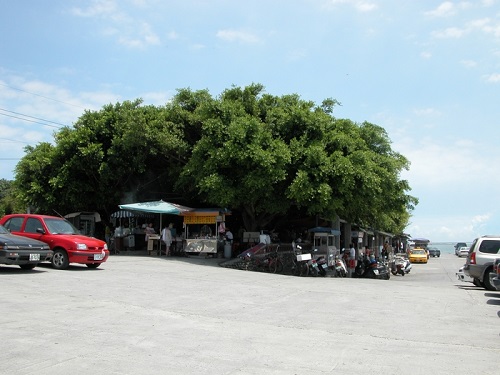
left=456, top=266, right=473, bottom=282
left=458, top=246, right=469, bottom=257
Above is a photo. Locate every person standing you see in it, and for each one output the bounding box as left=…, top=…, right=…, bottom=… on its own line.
left=348, top=243, right=356, bottom=277
left=105, top=224, right=112, bottom=246
left=145, top=223, right=155, bottom=241
left=225, top=228, right=233, bottom=244
left=162, top=223, right=173, bottom=256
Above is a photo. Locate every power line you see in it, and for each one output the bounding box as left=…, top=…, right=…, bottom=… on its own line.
left=0, top=108, right=69, bottom=128
left=0, top=138, right=31, bottom=144
left=0, top=82, right=87, bottom=110
left=0, top=111, right=63, bottom=128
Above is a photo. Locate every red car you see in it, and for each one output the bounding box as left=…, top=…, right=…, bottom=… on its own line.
left=0, top=214, right=109, bottom=270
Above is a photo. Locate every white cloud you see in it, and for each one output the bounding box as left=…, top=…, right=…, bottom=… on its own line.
left=355, top=2, right=378, bottom=12
left=140, top=91, right=173, bottom=106
left=413, top=108, right=441, bottom=116
left=324, top=0, right=378, bottom=12
left=484, top=73, right=500, bottom=82
left=70, top=0, right=117, bottom=17
left=431, top=17, right=500, bottom=40
left=167, top=31, right=179, bottom=40
left=460, top=59, right=477, bottom=68
left=406, top=213, right=493, bottom=242
left=482, top=0, right=496, bottom=6
left=424, top=2, right=456, bottom=17
left=420, top=51, right=432, bottom=59
left=118, top=22, right=160, bottom=48
left=216, top=29, right=260, bottom=44
left=432, top=27, right=467, bottom=38
left=70, top=0, right=161, bottom=48
left=397, top=137, right=498, bottom=190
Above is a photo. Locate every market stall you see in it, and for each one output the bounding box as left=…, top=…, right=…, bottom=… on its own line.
left=181, top=209, right=229, bottom=255
left=308, top=227, right=341, bottom=267
left=118, top=200, right=193, bottom=255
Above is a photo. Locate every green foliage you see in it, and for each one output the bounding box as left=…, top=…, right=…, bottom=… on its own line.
left=10, top=84, right=417, bottom=234
left=0, top=178, right=21, bottom=216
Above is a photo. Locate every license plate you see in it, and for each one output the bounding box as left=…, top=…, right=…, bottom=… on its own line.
left=29, top=253, right=40, bottom=261
left=321, top=264, right=328, bottom=269
left=94, top=253, right=104, bottom=260
left=373, top=269, right=379, bottom=275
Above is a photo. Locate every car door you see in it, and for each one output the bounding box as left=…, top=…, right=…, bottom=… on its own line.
left=21, top=217, right=47, bottom=243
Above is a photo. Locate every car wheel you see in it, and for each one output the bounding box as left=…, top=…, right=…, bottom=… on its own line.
left=52, top=249, right=69, bottom=269
left=19, top=264, right=36, bottom=270
left=483, top=268, right=495, bottom=291
left=86, top=263, right=100, bottom=269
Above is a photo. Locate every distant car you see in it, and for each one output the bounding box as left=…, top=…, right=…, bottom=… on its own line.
left=0, top=224, right=53, bottom=270
left=0, top=214, right=109, bottom=270
left=491, top=258, right=500, bottom=291
left=458, top=246, right=469, bottom=257
left=427, top=246, right=441, bottom=257
left=455, top=242, right=467, bottom=256
left=463, top=235, right=500, bottom=291
left=409, top=248, right=428, bottom=264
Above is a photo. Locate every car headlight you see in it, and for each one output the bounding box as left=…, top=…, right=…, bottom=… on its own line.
left=76, top=243, right=88, bottom=250
left=103, top=243, right=108, bottom=250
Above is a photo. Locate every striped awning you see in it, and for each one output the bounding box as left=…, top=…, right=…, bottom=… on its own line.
left=110, top=210, right=154, bottom=219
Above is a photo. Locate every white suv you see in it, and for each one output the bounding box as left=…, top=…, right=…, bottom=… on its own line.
left=463, top=235, right=500, bottom=290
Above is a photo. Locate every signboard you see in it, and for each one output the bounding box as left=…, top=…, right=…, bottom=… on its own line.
left=183, top=215, right=217, bottom=224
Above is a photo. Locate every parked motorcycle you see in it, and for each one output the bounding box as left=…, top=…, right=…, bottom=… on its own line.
left=294, top=244, right=310, bottom=277
left=333, top=255, right=347, bottom=277
left=315, top=254, right=329, bottom=277
left=308, top=248, right=328, bottom=277
left=355, top=256, right=390, bottom=280
left=307, top=257, right=320, bottom=276
left=391, top=255, right=412, bottom=276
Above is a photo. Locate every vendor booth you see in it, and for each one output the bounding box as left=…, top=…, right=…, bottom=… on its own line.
left=64, top=212, right=101, bottom=237
left=118, top=201, right=193, bottom=255
left=181, top=209, right=229, bottom=255
left=117, top=200, right=229, bottom=256
left=308, top=227, right=341, bottom=267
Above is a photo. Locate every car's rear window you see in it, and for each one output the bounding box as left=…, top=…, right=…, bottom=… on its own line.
left=478, top=240, right=500, bottom=254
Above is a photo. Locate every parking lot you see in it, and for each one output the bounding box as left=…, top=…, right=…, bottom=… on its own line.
left=1, top=253, right=499, bottom=375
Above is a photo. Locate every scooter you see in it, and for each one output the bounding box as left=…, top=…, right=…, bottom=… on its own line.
left=391, top=255, right=412, bottom=276
left=315, top=255, right=329, bottom=276
left=333, top=255, right=347, bottom=277
left=310, top=248, right=328, bottom=277
left=355, top=256, right=390, bottom=280
left=294, top=244, right=310, bottom=277
left=307, top=257, right=321, bottom=276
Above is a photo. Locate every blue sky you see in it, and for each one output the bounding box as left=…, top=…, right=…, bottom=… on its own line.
left=1, top=0, right=499, bottom=242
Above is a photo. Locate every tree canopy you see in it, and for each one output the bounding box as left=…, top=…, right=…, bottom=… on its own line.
left=11, top=84, right=417, bottom=234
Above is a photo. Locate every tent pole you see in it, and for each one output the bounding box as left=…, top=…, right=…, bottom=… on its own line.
left=159, top=214, right=162, bottom=256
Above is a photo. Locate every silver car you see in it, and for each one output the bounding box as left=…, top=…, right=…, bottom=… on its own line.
left=464, top=236, right=500, bottom=291
left=491, top=258, right=500, bottom=291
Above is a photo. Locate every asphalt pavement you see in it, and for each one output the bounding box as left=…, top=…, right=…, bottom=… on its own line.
left=1, top=252, right=499, bottom=375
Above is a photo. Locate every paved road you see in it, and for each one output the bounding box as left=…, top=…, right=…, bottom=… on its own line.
left=1, top=253, right=499, bottom=375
